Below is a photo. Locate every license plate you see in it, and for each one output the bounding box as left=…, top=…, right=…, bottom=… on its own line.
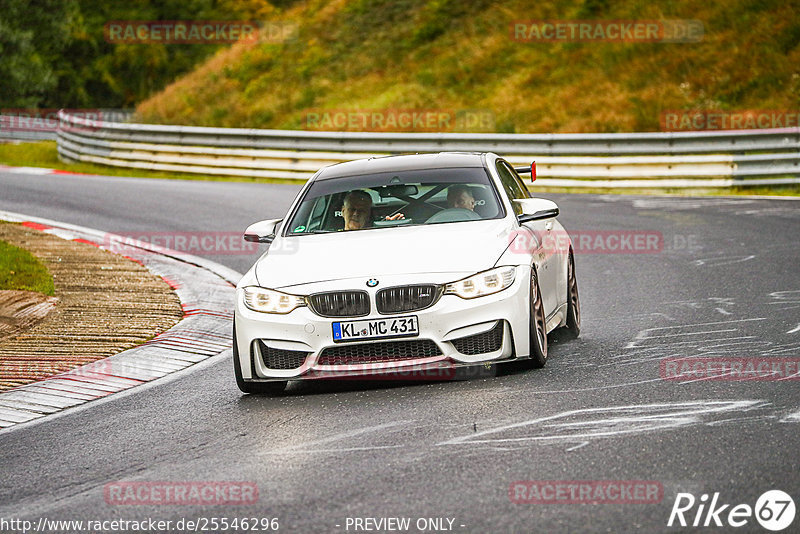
left=332, top=316, right=419, bottom=342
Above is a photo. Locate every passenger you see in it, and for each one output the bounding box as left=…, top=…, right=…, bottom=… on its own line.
left=342, top=190, right=404, bottom=230
left=447, top=185, right=476, bottom=211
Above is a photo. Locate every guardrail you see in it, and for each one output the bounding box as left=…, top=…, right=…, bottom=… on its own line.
left=0, top=115, right=57, bottom=142
left=57, top=111, right=800, bottom=188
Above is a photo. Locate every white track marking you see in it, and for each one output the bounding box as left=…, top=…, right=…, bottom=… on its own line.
left=672, top=371, right=775, bottom=385
left=264, top=420, right=413, bottom=454
left=617, top=336, right=757, bottom=353
left=625, top=318, right=766, bottom=349
left=650, top=312, right=675, bottom=320
left=631, top=317, right=766, bottom=332
left=0, top=166, right=55, bottom=175
left=692, top=255, right=755, bottom=267
left=565, top=441, right=589, bottom=452
left=266, top=445, right=405, bottom=454
left=780, top=410, right=800, bottom=423
left=437, top=401, right=764, bottom=446
left=787, top=324, right=800, bottom=334
left=767, top=290, right=800, bottom=310
left=709, top=297, right=736, bottom=305
left=706, top=415, right=778, bottom=426
left=630, top=198, right=754, bottom=210
left=776, top=369, right=800, bottom=381
left=736, top=206, right=800, bottom=216
left=638, top=328, right=739, bottom=339
left=519, top=377, right=665, bottom=394
left=760, top=342, right=800, bottom=356
left=606, top=339, right=763, bottom=368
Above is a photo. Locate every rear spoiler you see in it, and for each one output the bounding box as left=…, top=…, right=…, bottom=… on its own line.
left=513, top=161, right=537, bottom=182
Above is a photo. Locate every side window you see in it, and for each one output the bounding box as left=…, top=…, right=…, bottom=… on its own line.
left=510, top=164, right=532, bottom=199
left=306, top=196, right=328, bottom=230
left=497, top=161, right=530, bottom=199
left=288, top=200, right=314, bottom=232
left=496, top=160, right=528, bottom=214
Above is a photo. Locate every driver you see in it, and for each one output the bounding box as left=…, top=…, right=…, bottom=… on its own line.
left=447, top=185, right=476, bottom=211
left=342, top=190, right=404, bottom=230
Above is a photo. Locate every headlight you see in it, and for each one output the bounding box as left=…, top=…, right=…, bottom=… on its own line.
left=242, top=286, right=306, bottom=314
left=444, top=266, right=516, bottom=299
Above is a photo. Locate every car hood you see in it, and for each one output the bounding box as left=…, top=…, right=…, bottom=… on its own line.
left=255, top=219, right=514, bottom=289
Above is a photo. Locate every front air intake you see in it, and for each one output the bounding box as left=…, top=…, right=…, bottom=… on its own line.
left=376, top=284, right=440, bottom=314
left=308, top=291, right=370, bottom=317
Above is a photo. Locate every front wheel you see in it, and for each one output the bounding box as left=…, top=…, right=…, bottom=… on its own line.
left=233, top=322, right=287, bottom=395
left=560, top=251, right=581, bottom=339
left=528, top=268, right=548, bottom=368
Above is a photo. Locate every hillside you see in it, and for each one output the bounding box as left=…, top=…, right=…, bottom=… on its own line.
left=135, top=0, right=799, bottom=133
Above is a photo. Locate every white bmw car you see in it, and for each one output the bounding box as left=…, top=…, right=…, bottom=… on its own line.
left=233, top=152, right=580, bottom=394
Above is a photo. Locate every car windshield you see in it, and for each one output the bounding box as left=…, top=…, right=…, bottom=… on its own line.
left=284, top=167, right=504, bottom=235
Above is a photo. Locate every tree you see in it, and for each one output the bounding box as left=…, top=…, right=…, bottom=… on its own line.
left=0, top=0, right=77, bottom=107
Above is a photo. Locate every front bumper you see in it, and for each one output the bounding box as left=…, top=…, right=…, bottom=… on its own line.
left=234, top=267, right=532, bottom=381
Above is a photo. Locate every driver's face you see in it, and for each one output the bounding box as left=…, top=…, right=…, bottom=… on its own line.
left=451, top=191, right=475, bottom=211
left=343, top=198, right=372, bottom=230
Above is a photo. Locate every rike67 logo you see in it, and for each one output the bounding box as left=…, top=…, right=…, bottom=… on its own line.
left=668, top=490, right=796, bottom=531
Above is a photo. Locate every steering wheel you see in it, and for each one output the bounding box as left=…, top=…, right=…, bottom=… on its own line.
left=425, top=208, right=482, bottom=224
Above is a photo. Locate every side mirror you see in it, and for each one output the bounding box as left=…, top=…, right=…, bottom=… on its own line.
left=514, top=199, right=559, bottom=224
left=513, top=161, right=537, bottom=182
left=243, top=219, right=282, bottom=244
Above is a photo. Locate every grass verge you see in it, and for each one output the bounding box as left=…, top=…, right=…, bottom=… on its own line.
left=0, top=230, right=55, bottom=296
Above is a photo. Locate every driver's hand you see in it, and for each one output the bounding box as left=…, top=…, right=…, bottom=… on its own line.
left=385, top=213, right=405, bottom=221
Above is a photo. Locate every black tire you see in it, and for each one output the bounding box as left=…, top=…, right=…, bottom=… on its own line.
left=528, top=268, right=548, bottom=368
left=233, top=322, right=287, bottom=395
left=561, top=251, right=581, bottom=339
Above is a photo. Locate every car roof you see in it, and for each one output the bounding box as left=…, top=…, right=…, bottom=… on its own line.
left=314, top=152, right=491, bottom=181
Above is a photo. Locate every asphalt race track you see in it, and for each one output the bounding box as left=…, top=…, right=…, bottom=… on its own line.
left=1, top=170, right=799, bottom=533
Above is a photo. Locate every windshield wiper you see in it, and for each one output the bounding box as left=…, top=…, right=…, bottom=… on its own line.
left=292, top=229, right=332, bottom=235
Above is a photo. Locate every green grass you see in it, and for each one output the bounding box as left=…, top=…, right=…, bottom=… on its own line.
left=0, top=141, right=300, bottom=184
left=0, top=234, right=55, bottom=296
left=2, top=141, right=798, bottom=197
